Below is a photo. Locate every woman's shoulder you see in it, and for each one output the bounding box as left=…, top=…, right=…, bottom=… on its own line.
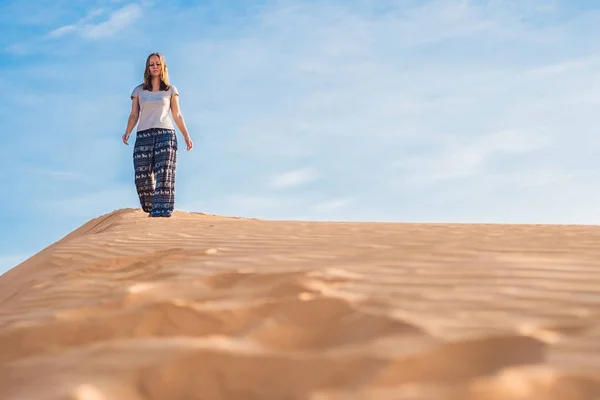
left=167, top=84, right=179, bottom=95
left=130, top=83, right=144, bottom=98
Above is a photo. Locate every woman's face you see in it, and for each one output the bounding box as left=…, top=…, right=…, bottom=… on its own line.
left=148, top=55, right=162, bottom=77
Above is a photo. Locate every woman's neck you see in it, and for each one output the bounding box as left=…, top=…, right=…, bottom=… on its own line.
left=151, top=77, right=161, bottom=91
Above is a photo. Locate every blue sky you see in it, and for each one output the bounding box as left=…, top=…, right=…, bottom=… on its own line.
left=2, top=0, right=600, bottom=273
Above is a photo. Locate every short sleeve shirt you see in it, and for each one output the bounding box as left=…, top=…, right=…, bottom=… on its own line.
left=130, top=84, right=179, bottom=132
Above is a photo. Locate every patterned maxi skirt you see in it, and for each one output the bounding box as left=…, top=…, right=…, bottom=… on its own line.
left=133, top=128, right=178, bottom=217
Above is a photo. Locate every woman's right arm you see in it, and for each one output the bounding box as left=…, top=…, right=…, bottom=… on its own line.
left=122, top=96, right=140, bottom=145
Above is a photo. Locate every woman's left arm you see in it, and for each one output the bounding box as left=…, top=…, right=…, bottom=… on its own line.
left=171, top=94, right=194, bottom=151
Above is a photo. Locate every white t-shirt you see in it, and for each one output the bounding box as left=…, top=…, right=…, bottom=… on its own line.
left=130, top=84, right=179, bottom=132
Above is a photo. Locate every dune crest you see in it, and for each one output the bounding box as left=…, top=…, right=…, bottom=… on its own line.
left=1, top=208, right=600, bottom=399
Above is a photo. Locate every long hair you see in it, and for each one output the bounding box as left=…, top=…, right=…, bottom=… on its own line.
left=142, top=52, right=171, bottom=91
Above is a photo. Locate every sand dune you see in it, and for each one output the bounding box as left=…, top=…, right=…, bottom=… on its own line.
left=1, top=209, right=600, bottom=399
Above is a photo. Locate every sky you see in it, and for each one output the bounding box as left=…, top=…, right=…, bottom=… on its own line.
left=1, top=0, right=600, bottom=273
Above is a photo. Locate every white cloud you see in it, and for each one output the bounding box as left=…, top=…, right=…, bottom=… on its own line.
left=82, top=4, right=141, bottom=38
left=523, top=58, right=593, bottom=78
left=310, top=198, right=353, bottom=213
left=217, top=194, right=307, bottom=219
left=47, top=4, right=141, bottom=39
left=5, top=4, right=141, bottom=54
left=5, top=42, right=29, bottom=55
left=48, top=24, right=77, bottom=38
left=49, top=186, right=137, bottom=218
left=269, top=168, right=318, bottom=189
left=392, top=128, right=553, bottom=182
left=45, top=171, right=81, bottom=180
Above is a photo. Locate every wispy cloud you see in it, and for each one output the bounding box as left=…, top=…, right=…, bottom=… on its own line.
left=48, top=25, right=78, bottom=38
left=310, top=198, right=353, bottom=213
left=269, top=168, right=319, bottom=189
left=4, top=3, right=142, bottom=54
left=48, top=4, right=141, bottom=39
left=393, top=128, right=553, bottom=182
left=49, top=186, right=136, bottom=218
left=84, top=4, right=142, bottom=39
left=523, top=57, right=594, bottom=77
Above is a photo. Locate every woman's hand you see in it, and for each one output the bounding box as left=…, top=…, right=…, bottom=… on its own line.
left=171, top=95, right=193, bottom=151
left=122, top=132, right=130, bottom=145
left=184, top=135, right=194, bottom=151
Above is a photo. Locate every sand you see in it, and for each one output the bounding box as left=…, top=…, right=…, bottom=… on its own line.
left=1, top=208, right=600, bottom=399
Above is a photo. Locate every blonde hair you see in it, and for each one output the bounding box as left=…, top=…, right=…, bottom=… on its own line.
left=142, top=52, right=171, bottom=91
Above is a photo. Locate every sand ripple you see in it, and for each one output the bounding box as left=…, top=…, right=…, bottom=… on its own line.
left=1, top=209, right=600, bottom=399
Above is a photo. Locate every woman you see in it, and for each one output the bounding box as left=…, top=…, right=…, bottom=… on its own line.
left=122, top=52, right=194, bottom=217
